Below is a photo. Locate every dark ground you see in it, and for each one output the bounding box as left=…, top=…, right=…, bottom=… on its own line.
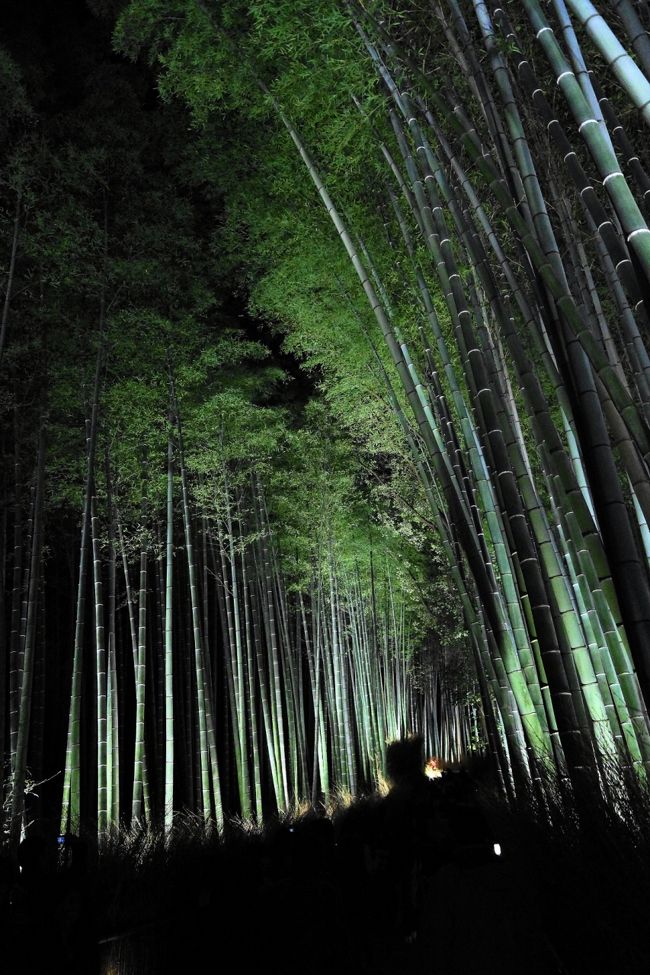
left=6, top=759, right=648, bottom=975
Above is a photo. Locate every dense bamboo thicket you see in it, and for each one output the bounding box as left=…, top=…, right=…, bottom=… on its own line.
left=4, top=0, right=650, bottom=846
left=0, top=1, right=472, bottom=846
left=2, top=289, right=449, bottom=843
left=1, top=247, right=448, bottom=843
left=111, top=0, right=650, bottom=798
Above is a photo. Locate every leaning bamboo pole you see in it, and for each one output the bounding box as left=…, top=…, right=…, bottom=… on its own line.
left=60, top=334, right=104, bottom=834
left=91, top=493, right=108, bottom=838
left=164, top=423, right=174, bottom=832
left=171, top=381, right=223, bottom=828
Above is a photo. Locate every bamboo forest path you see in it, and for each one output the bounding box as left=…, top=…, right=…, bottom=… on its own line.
left=9, top=760, right=645, bottom=974
left=91, top=773, right=596, bottom=975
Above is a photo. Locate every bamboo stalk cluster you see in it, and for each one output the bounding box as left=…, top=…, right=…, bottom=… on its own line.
left=3, top=382, right=454, bottom=846
left=230, top=0, right=650, bottom=797
left=125, top=0, right=650, bottom=799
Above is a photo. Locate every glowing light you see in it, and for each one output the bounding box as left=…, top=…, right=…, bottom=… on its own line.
left=493, top=843, right=502, bottom=856
left=425, top=757, right=443, bottom=779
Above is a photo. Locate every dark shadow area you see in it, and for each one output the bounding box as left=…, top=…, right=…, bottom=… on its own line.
left=6, top=742, right=649, bottom=975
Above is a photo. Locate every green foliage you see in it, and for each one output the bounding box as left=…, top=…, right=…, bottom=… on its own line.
left=0, top=0, right=470, bottom=716
left=111, top=0, right=468, bottom=657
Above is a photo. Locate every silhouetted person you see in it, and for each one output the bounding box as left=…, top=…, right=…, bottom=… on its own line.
left=381, top=737, right=439, bottom=935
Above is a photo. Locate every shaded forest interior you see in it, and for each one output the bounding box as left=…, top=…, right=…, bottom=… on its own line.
left=3, top=0, right=650, bottom=971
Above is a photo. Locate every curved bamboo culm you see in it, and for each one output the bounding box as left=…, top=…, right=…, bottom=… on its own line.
left=92, top=494, right=108, bottom=840
left=612, top=0, right=650, bottom=80
left=164, top=424, right=174, bottom=833
left=562, top=0, right=650, bottom=126
left=521, top=0, right=650, bottom=281
left=170, top=372, right=224, bottom=829
left=131, top=538, right=148, bottom=824
left=60, top=336, right=104, bottom=836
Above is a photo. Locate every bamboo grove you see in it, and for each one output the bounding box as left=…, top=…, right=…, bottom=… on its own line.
left=0, top=1, right=464, bottom=846
left=5, top=0, right=650, bottom=843
left=111, top=0, right=650, bottom=799
left=1, top=252, right=445, bottom=844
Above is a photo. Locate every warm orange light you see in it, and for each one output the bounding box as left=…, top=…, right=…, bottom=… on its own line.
left=424, top=756, right=443, bottom=779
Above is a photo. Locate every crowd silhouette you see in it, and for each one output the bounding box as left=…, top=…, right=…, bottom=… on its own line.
left=3, top=738, right=563, bottom=975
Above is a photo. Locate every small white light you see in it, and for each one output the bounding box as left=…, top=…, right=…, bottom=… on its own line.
left=493, top=843, right=502, bottom=856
